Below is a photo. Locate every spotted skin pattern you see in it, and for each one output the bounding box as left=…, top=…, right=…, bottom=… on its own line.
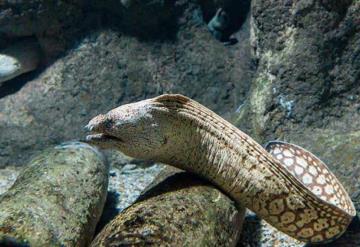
left=265, top=141, right=356, bottom=243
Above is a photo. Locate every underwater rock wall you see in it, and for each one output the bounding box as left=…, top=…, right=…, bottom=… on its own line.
left=236, top=0, right=360, bottom=139
left=235, top=1, right=360, bottom=246
left=0, top=1, right=252, bottom=168
left=0, top=0, right=95, bottom=61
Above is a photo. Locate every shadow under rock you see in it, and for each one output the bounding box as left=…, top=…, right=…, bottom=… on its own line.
left=0, top=237, right=30, bottom=247
left=237, top=213, right=263, bottom=247
left=136, top=171, right=212, bottom=202
left=94, top=190, right=121, bottom=235
left=0, top=69, right=43, bottom=99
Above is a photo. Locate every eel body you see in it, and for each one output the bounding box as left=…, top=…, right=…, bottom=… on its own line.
left=85, top=94, right=355, bottom=244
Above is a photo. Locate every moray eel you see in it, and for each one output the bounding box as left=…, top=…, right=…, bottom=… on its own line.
left=85, top=94, right=355, bottom=244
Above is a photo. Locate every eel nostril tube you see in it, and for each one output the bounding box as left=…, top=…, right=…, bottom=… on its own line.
left=84, top=124, right=94, bottom=132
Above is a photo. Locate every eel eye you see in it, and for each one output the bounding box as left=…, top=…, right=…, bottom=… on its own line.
left=104, top=118, right=113, bottom=129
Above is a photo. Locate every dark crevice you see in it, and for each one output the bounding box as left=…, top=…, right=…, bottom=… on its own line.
left=95, top=0, right=185, bottom=42
left=0, top=236, right=30, bottom=247
left=94, top=190, right=121, bottom=236
left=0, top=69, right=43, bottom=99
left=320, top=0, right=352, bottom=19
left=200, top=0, right=251, bottom=25
left=199, top=0, right=251, bottom=44
left=237, top=214, right=262, bottom=247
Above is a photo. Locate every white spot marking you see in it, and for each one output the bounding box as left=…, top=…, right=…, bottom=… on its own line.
left=309, top=166, right=318, bottom=176
left=316, top=175, right=326, bottom=185
left=295, top=166, right=304, bottom=176
left=296, top=156, right=308, bottom=168
left=273, top=147, right=281, bottom=155
left=284, top=158, right=294, bottom=166
left=302, top=173, right=313, bottom=184
left=325, top=185, right=334, bottom=194
left=283, top=150, right=293, bottom=157
left=276, top=154, right=284, bottom=160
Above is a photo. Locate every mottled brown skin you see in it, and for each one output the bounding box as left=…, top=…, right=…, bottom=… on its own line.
left=85, top=94, right=355, bottom=244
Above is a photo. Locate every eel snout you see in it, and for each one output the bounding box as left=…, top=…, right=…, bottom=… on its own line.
left=84, top=114, right=123, bottom=145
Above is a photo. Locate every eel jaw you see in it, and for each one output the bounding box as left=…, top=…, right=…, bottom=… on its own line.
left=86, top=133, right=122, bottom=142
left=85, top=129, right=124, bottom=147
left=84, top=118, right=124, bottom=146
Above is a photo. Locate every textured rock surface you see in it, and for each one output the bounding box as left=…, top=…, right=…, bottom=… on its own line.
left=0, top=166, right=20, bottom=195
left=91, top=167, right=245, bottom=247
left=0, top=0, right=95, bottom=60
left=0, top=0, right=180, bottom=59
left=236, top=0, right=360, bottom=139
left=0, top=1, right=252, bottom=168
left=0, top=142, right=108, bottom=247
left=235, top=0, right=360, bottom=246
left=0, top=1, right=86, bottom=38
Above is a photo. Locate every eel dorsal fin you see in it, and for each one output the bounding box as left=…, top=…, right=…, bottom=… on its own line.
left=265, top=141, right=355, bottom=216
left=154, top=94, right=191, bottom=104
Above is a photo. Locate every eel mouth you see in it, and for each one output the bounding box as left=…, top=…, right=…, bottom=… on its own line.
left=85, top=133, right=123, bottom=144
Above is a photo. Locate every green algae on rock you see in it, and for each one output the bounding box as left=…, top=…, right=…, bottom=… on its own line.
left=91, top=167, right=245, bottom=247
left=0, top=142, right=109, bottom=247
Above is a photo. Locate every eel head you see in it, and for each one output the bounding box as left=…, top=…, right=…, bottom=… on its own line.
left=84, top=97, right=173, bottom=159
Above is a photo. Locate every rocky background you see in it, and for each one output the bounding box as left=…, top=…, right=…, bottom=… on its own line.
left=0, top=0, right=359, bottom=246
